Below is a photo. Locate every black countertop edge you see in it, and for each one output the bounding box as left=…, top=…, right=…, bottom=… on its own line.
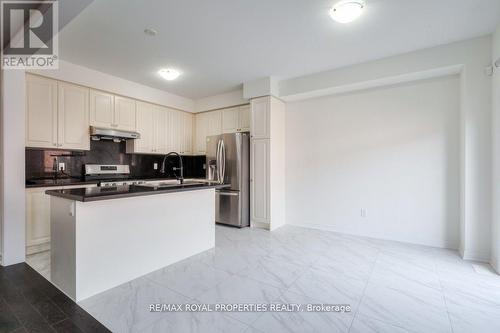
left=25, top=176, right=193, bottom=188
left=45, top=183, right=231, bottom=202
left=26, top=179, right=100, bottom=188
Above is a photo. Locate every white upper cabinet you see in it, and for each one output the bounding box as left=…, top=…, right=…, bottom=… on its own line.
left=26, top=75, right=58, bottom=148
left=195, top=112, right=209, bottom=154
left=90, top=90, right=137, bottom=131
left=114, top=96, right=137, bottom=131
left=222, top=105, right=250, bottom=133
left=250, top=97, right=270, bottom=139
left=154, top=106, right=168, bottom=154
left=127, top=101, right=155, bottom=153
left=57, top=82, right=90, bottom=150
left=194, top=110, right=222, bottom=154
left=168, top=109, right=182, bottom=153
left=222, top=107, right=239, bottom=133
left=127, top=105, right=193, bottom=155
left=207, top=110, right=222, bottom=136
left=26, top=75, right=90, bottom=150
left=238, top=105, right=251, bottom=132
left=90, top=90, right=114, bottom=128
left=181, top=112, right=193, bottom=155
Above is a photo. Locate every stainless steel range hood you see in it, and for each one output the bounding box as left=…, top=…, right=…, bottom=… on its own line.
left=90, top=126, right=140, bottom=142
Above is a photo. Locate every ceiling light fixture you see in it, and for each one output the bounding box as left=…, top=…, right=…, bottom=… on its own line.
left=158, top=68, right=181, bottom=81
left=144, top=28, right=158, bottom=36
left=330, top=0, right=365, bottom=23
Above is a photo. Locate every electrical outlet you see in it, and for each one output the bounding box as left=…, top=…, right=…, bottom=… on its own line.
left=153, top=163, right=158, bottom=170
left=360, top=208, right=367, bottom=218
left=58, top=162, right=65, bottom=171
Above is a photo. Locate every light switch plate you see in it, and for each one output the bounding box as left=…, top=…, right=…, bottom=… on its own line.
left=154, top=163, right=158, bottom=170
left=58, top=162, right=65, bottom=171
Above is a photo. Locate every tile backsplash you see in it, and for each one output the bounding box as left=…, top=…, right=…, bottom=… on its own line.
left=26, top=140, right=205, bottom=180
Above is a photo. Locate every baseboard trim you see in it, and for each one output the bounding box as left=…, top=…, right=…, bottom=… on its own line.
left=461, top=250, right=490, bottom=263
left=26, top=242, right=50, bottom=255
left=287, top=222, right=459, bottom=251
left=491, top=254, right=500, bottom=274
left=251, top=221, right=270, bottom=230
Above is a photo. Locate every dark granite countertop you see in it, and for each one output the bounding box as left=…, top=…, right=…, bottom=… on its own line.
left=25, top=176, right=197, bottom=188
left=26, top=178, right=99, bottom=188
left=45, top=182, right=230, bottom=202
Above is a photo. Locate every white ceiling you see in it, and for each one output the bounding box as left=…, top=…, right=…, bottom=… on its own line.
left=58, top=0, right=500, bottom=99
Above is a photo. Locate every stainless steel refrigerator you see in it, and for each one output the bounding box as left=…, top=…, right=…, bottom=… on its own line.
left=206, top=132, right=250, bottom=227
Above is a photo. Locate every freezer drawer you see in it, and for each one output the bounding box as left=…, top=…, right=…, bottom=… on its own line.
left=215, top=190, right=245, bottom=227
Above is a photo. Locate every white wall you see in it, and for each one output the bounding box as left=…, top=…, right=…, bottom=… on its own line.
left=286, top=76, right=460, bottom=248
left=195, top=89, right=248, bottom=112
left=0, top=69, right=26, bottom=265
left=491, top=25, right=500, bottom=273
left=29, top=60, right=195, bottom=112
left=280, top=36, right=492, bottom=261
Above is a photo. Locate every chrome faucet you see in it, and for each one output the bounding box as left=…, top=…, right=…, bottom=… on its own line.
left=160, top=152, right=184, bottom=184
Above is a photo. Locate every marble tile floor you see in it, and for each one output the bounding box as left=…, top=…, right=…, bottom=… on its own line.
left=26, top=225, right=500, bottom=333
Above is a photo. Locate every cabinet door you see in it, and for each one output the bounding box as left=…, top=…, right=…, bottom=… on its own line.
left=251, top=97, right=270, bottom=139
left=26, top=75, right=58, bottom=148
left=238, top=105, right=251, bottom=132
left=195, top=113, right=209, bottom=154
left=181, top=112, right=193, bottom=154
left=135, top=102, right=155, bottom=153
left=222, top=107, right=239, bottom=133
left=207, top=110, right=222, bottom=136
left=26, top=188, right=53, bottom=247
left=250, top=139, right=270, bottom=224
left=57, top=82, right=90, bottom=150
left=90, top=90, right=114, bottom=128
left=168, top=110, right=182, bottom=153
left=114, top=96, right=136, bottom=131
left=155, top=107, right=167, bottom=154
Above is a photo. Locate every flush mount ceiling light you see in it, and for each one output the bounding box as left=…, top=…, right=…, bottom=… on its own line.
left=330, top=0, right=365, bottom=23
left=144, top=28, right=158, bottom=36
left=158, top=68, right=181, bottom=81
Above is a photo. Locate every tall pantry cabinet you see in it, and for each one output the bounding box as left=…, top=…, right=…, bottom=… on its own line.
left=250, top=96, right=285, bottom=230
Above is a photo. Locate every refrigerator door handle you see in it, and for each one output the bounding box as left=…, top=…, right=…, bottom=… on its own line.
left=220, top=139, right=226, bottom=184
left=216, top=139, right=221, bottom=183
left=216, top=191, right=239, bottom=196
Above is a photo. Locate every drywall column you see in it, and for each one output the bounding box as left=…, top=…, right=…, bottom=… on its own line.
left=492, top=25, right=500, bottom=273
left=0, top=69, right=26, bottom=266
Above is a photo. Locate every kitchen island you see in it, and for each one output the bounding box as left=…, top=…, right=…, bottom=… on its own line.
left=46, top=181, right=228, bottom=301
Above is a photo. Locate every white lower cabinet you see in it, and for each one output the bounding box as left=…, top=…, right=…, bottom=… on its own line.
left=26, top=184, right=97, bottom=254
left=250, top=139, right=270, bottom=225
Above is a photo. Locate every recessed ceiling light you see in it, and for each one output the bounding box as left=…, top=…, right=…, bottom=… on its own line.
left=158, top=68, right=181, bottom=81
left=329, top=0, right=365, bottom=23
left=144, top=28, right=158, bottom=36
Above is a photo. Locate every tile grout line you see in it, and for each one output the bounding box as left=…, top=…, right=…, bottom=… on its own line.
left=347, top=245, right=382, bottom=333
left=432, top=250, right=456, bottom=333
